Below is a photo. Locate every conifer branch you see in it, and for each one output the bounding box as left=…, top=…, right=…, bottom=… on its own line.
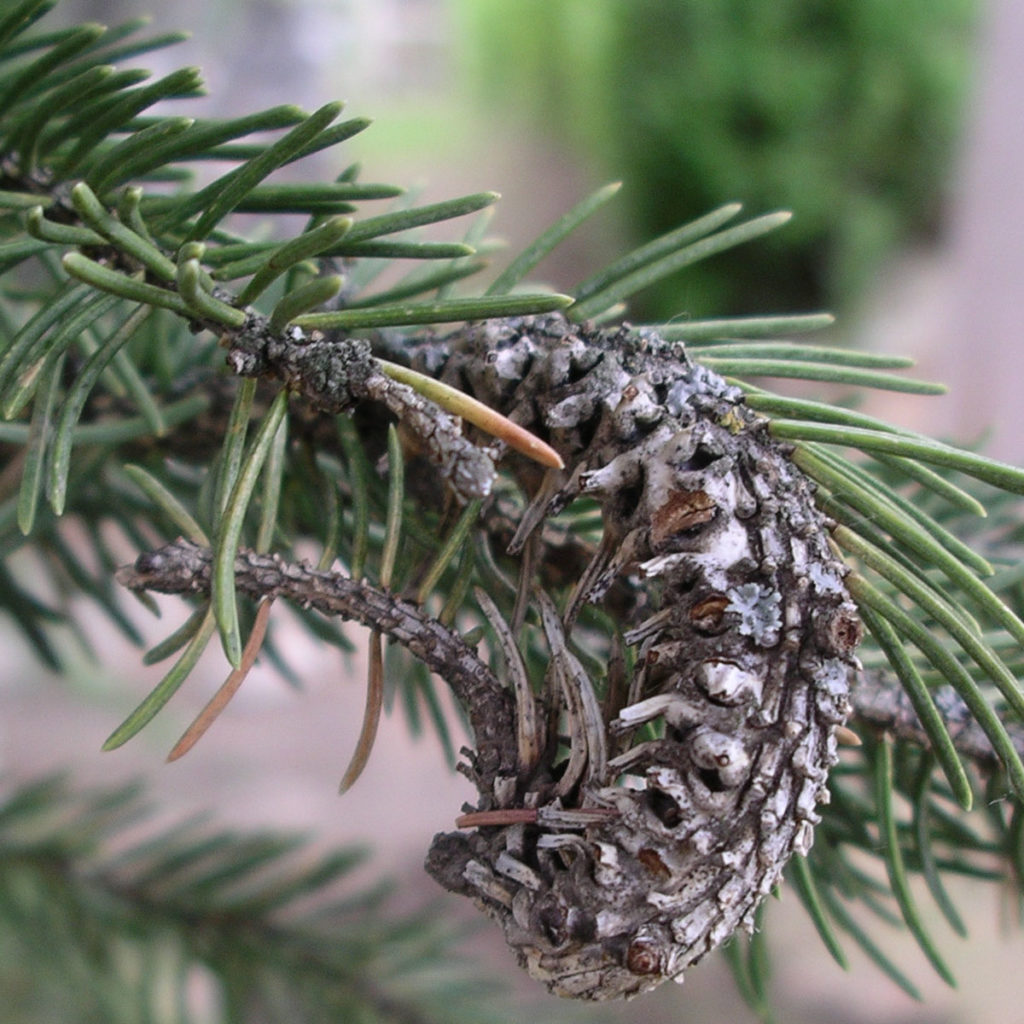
left=0, top=775, right=520, bottom=1024
left=2, top=3, right=1023, bottom=1010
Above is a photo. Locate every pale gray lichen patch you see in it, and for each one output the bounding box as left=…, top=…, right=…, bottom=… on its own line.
left=808, top=561, right=847, bottom=596
left=727, top=583, right=783, bottom=645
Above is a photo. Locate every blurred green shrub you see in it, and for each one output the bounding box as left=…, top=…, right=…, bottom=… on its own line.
left=454, top=0, right=978, bottom=318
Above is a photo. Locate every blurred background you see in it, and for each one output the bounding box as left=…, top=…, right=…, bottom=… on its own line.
left=6, top=1, right=1024, bottom=1021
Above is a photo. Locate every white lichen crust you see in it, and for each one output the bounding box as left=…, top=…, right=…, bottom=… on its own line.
left=423, top=314, right=862, bottom=1000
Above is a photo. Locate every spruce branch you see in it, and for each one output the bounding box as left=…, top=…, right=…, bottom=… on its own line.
left=0, top=775, right=522, bottom=1024
left=2, top=2, right=1024, bottom=1010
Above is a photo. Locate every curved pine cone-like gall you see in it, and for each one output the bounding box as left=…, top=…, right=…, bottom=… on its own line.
left=419, top=314, right=861, bottom=1000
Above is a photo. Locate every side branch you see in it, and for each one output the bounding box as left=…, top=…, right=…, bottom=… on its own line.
left=116, top=538, right=517, bottom=780
left=224, top=320, right=497, bottom=501
left=851, top=672, right=1024, bottom=771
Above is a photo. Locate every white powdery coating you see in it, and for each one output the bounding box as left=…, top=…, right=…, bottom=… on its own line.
left=697, top=660, right=764, bottom=705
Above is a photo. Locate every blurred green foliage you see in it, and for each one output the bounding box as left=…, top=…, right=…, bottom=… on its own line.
left=454, top=0, right=978, bottom=318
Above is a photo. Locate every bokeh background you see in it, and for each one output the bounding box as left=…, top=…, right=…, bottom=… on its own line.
left=5, top=1, right=1024, bottom=1021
